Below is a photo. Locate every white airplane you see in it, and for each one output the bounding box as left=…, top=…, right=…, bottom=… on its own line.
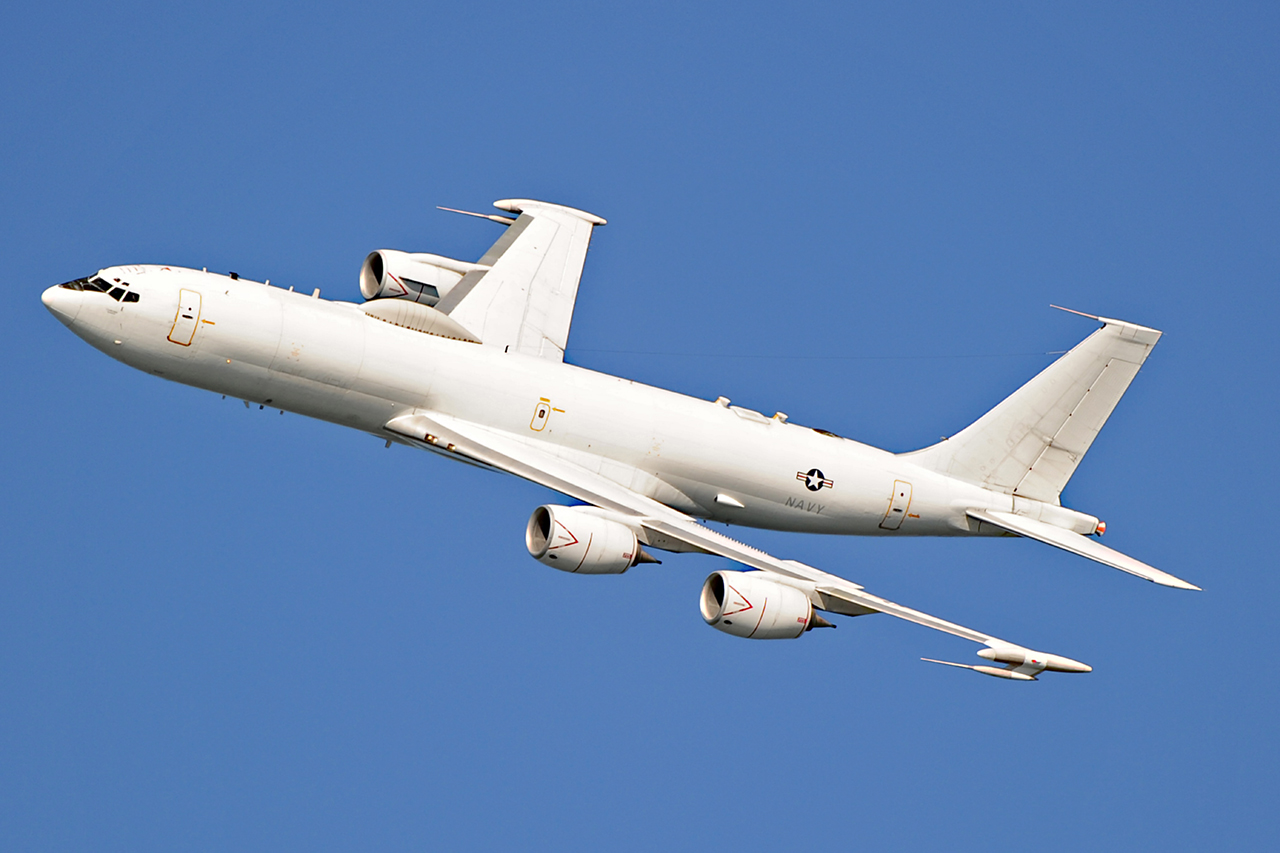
left=41, top=198, right=1198, bottom=682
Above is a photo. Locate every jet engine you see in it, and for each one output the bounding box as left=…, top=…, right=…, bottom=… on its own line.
left=526, top=505, right=657, bottom=574
left=700, top=570, right=831, bottom=639
left=359, top=250, right=488, bottom=305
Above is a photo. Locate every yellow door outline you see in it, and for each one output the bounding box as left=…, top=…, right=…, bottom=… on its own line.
left=530, top=398, right=565, bottom=431
left=879, top=480, right=913, bottom=530
left=168, top=289, right=202, bottom=346
left=530, top=398, right=552, bottom=431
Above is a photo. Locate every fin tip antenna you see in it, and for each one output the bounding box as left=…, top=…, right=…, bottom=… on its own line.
left=437, top=206, right=517, bottom=225
left=1050, top=304, right=1101, bottom=321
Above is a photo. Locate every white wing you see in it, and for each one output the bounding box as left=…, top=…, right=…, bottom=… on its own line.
left=385, top=411, right=1093, bottom=679
left=435, top=199, right=605, bottom=361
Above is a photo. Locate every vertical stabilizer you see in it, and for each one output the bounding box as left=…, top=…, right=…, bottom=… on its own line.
left=904, top=314, right=1162, bottom=503
left=436, top=199, right=606, bottom=361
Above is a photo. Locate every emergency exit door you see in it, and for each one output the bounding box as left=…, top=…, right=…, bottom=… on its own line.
left=879, top=480, right=913, bottom=530
left=168, top=289, right=202, bottom=345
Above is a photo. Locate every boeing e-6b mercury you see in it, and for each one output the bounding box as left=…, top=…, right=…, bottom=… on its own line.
left=41, top=198, right=1197, bottom=681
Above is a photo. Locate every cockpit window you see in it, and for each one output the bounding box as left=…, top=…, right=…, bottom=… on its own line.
left=55, top=275, right=139, bottom=301
left=103, top=281, right=138, bottom=301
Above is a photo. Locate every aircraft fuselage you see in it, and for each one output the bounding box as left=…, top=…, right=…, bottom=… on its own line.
left=42, top=264, right=1057, bottom=538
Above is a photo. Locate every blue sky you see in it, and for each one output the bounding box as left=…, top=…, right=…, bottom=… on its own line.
left=3, top=2, right=1277, bottom=849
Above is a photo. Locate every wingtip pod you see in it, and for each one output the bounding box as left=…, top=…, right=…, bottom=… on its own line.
left=920, top=658, right=1038, bottom=681
left=921, top=646, right=1092, bottom=680
left=973, top=665, right=1037, bottom=681
left=979, top=645, right=1092, bottom=673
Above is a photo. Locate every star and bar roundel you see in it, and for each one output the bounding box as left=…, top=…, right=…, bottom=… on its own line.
left=797, top=468, right=834, bottom=492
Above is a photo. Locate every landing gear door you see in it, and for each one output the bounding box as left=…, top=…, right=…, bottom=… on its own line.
left=168, top=289, right=202, bottom=346
left=879, top=480, right=913, bottom=530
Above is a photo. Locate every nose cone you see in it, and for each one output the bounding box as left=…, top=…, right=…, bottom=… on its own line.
left=42, top=285, right=82, bottom=326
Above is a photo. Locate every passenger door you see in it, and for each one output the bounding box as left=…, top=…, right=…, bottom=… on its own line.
left=879, top=480, right=913, bottom=530
left=168, top=289, right=202, bottom=346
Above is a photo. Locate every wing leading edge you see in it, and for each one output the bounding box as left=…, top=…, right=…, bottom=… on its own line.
left=383, top=411, right=1092, bottom=680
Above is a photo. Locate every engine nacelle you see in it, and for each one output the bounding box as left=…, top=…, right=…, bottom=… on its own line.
left=359, top=249, right=488, bottom=305
left=526, top=505, right=652, bottom=574
left=700, top=570, right=817, bottom=639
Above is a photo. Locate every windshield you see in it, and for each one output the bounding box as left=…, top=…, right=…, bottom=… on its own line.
left=56, top=276, right=139, bottom=302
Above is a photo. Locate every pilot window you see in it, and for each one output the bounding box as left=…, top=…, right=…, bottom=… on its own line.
left=58, top=276, right=134, bottom=298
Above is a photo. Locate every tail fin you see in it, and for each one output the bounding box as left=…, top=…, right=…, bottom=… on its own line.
left=905, top=312, right=1162, bottom=503
left=436, top=199, right=606, bottom=362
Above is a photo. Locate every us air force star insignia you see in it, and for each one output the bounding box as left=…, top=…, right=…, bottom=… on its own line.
left=796, top=468, right=834, bottom=492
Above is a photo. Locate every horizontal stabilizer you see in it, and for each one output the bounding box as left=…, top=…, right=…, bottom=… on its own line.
left=967, top=508, right=1200, bottom=590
